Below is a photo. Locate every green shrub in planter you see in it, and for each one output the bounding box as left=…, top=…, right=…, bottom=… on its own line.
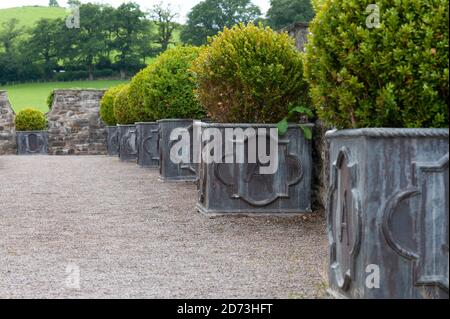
left=304, top=0, right=449, bottom=129
left=100, top=84, right=126, bottom=126
left=192, top=23, right=314, bottom=216
left=192, top=23, right=311, bottom=124
left=140, top=46, right=206, bottom=120
left=15, top=108, right=47, bottom=131
left=113, top=84, right=136, bottom=125
left=306, top=0, right=449, bottom=299
left=128, top=67, right=155, bottom=122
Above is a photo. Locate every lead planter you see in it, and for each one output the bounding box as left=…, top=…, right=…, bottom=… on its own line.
left=326, top=128, right=449, bottom=299
left=158, top=119, right=197, bottom=182
left=197, top=123, right=313, bottom=216
left=106, top=126, right=119, bottom=156
left=117, top=124, right=137, bottom=162
left=16, top=131, right=48, bottom=155
left=136, top=122, right=160, bottom=168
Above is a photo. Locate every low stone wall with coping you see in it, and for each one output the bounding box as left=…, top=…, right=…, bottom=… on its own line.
left=47, top=89, right=107, bottom=155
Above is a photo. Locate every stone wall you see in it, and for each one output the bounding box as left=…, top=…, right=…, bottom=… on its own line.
left=283, top=22, right=310, bottom=52
left=0, top=91, right=16, bottom=155
left=285, top=21, right=330, bottom=212
left=47, top=90, right=107, bottom=155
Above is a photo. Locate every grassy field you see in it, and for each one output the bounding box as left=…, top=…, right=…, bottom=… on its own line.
left=0, top=80, right=128, bottom=113
left=0, top=6, right=67, bottom=28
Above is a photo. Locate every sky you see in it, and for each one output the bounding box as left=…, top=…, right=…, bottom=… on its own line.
left=0, top=0, right=272, bottom=23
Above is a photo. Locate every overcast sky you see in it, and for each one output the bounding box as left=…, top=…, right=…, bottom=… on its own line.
left=0, top=0, right=271, bottom=23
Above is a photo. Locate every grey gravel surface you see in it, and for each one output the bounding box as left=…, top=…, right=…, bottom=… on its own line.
left=0, top=155, right=327, bottom=299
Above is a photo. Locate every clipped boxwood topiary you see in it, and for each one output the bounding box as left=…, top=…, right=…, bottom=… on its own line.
left=139, top=46, right=206, bottom=120
left=100, top=84, right=126, bottom=126
left=113, top=84, right=137, bottom=125
left=15, top=108, right=47, bottom=131
left=305, top=0, right=449, bottom=129
left=192, top=23, right=311, bottom=124
left=128, top=68, right=155, bottom=122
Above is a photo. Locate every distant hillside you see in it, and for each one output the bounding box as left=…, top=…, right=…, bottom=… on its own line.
left=0, top=6, right=67, bottom=29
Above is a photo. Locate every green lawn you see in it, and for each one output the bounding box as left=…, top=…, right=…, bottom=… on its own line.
left=0, top=6, right=67, bottom=28
left=0, top=80, right=128, bottom=113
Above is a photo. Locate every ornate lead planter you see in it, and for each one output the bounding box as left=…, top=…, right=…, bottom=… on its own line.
left=197, top=123, right=313, bottom=216
left=158, top=119, right=197, bottom=182
left=136, top=122, right=160, bottom=168
left=326, top=128, right=449, bottom=299
left=106, top=126, right=119, bottom=156
left=117, top=124, right=137, bottom=162
left=16, top=131, right=48, bottom=155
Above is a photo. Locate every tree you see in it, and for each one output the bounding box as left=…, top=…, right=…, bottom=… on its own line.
left=67, top=0, right=81, bottom=6
left=73, top=3, right=109, bottom=80
left=149, top=3, right=178, bottom=52
left=266, top=0, right=315, bottom=30
left=49, top=0, right=60, bottom=7
left=181, top=0, right=261, bottom=45
left=26, top=18, right=63, bottom=79
left=0, top=19, right=24, bottom=54
left=111, top=2, right=146, bottom=79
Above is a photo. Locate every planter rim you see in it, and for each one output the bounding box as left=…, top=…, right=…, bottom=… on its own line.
left=326, top=128, right=449, bottom=139
left=117, top=124, right=136, bottom=127
left=106, top=125, right=118, bottom=128
left=135, top=122, right=158, bottom=125
left=16, top=130, right=48, bottom=133
left=157, top=119, right=194, bottom=123
left=198, top=122, right=314, bottom=129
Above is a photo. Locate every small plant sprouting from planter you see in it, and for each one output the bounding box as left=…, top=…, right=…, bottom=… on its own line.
left=15, top=108, right=49, bottom=155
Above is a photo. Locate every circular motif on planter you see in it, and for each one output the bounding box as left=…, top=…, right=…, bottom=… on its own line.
left=213, top=132, right=303, bottom=207
left=26, top=133, right=44, bottom=153
left=328, top=147, right=362, bottom=292
left=382, top=153, right=449, bottom=293
left=110, top=131, right=119, bottom=151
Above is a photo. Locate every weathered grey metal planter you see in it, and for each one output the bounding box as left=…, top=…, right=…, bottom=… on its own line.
left=117, top=124, right=137, bottom=162
left=326, top=128, right=449, bottom=299
left=106, top=126, right=119, bottom=156
left=158, top=119, right=197, bottom=182
left=16, top=131, right=48, bottom=155
left=136, top=122, right=160, bottom=168
left=197, top=123, right=313, bottom=216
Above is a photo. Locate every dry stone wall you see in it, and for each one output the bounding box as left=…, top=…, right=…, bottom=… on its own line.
left=47, top=90, right=107, bottom=155
left=0, top=91, right=16, bottom=155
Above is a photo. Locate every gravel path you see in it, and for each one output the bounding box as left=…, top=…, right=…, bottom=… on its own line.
left=0, top=155, right=327, bottom=299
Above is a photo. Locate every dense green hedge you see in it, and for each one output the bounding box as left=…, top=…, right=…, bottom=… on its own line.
left=137, top=46, right=206, bottom=120
left=128, top=67, right=155, bottom=122
left=15, top=108, right=47, bottom=131
left=192, top=23, right=311, bottom=123
left=305, top=0, right=449, bottom=128
left=100, top=84, right=126, bottom=126
left=113, top=84, right=137, bottom=125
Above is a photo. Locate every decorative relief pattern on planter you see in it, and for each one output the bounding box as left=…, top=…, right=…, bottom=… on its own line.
left=106, top=126, right=119, bottom=156
left=0, top=91, right=16, bottom=155
left=326, top=128, right=449, bottom=299
left=47, top=90, right=107, bottom=155
left=158, top=119, right=197, bottom=182
left=382, top=153, right=449, bottom=293
left=327, top=147, right=362, bottom=292
left=16, top=131, right=48, bottom=155
left=197, top=123, right=313, bottom=216
left=136, top=122, right=160, bottom=168
left=118, top=125, right=137, bottom=162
